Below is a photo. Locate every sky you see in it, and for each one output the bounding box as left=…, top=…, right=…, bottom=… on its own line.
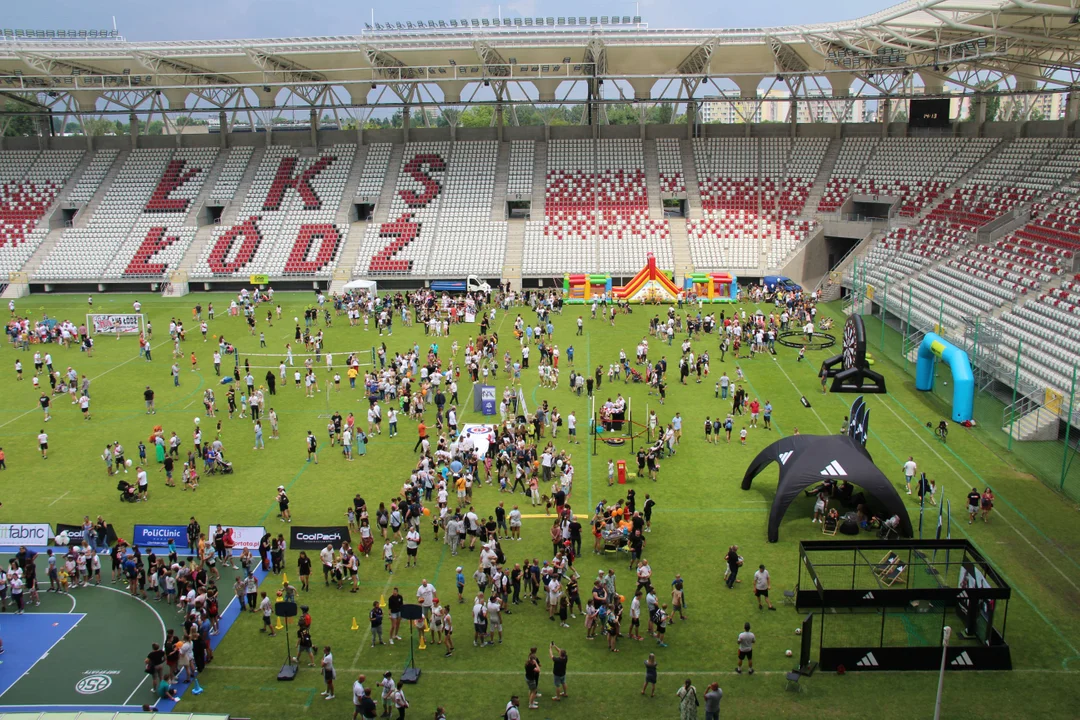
left=7, top=0, right=884, bottom=42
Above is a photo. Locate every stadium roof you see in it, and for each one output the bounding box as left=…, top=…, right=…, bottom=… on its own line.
left=1, top=0, right=1078, bottom=114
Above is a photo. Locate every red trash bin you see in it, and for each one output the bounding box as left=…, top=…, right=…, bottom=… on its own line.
left=616, top=459, right=627, bottom=484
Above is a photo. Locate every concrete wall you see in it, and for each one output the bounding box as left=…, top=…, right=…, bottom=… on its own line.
left=503, top=126, right=545, bottom=141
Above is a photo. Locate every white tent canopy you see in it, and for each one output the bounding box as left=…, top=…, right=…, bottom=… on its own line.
left=342, top=279, right=377, bottom=294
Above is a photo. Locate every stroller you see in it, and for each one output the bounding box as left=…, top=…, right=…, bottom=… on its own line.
left=628, top=367, right=644, bottom=383
left=117, top=479, right=138, bottom=502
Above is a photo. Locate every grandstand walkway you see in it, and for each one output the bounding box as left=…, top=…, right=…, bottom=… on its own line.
left=644, top=140, right=663, bottom=220
left=804, top=138, right=839, bottom=218
left=531, top=141, right=547, bottom=215
left=491, top=140, right=509, bottom=221
left=72, top=149, right=127, bottom=228
left=669, top=218, right=694, bottom=281
left=680, top=140, right=701, bottom=219
left=372, top=144, right=404, bottom=224
left=183, top=150, right=230, bottom=227
left=502, top=221, right=525, bottom=290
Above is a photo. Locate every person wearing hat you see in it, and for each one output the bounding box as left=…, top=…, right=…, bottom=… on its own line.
left=277, top=486, right=291, bottom=523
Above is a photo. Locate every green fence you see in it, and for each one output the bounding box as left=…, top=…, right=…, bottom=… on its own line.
left=841, top=268, right=1080, bottom=501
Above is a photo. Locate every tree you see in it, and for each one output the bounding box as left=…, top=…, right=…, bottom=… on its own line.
left=175, top=116, right=207, bottom=126
left=459, top=105, right=494, bottom=127
left=2, top=100, right=38, bottom=136
left=964, top=81, right=1000, bottom=122
left=145, top=120, right=165, bottom=135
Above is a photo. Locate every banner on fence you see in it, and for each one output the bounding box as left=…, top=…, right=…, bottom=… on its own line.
left=0, top=523, right=53, bottom=546
left=208, top=524, right=265, bottom=550
left=87, top=313, right=145, bottom=335
left=55, top=522, right=117, bottom=548
left=289, top=526, right=351, bottom=550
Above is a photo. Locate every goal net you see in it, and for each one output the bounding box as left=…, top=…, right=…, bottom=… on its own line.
left=87, top=313, right=146, bottom=337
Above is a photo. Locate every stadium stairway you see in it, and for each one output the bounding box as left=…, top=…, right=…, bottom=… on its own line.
left=502, top=221, right=525, bottom=290
left=668, top=217, right=694, bottom=281
left=38, top=149, right=96, bottom=230
left=644, top=140, right=663, bottom=219
left=491, top=140, right=510, bottom=221
left=372, top=144, right=405, bottom=224
left=328, top=146, right=370, bottom=292
left=803, top=138, right=839, bottom=218
left=679, top=140, right=702, bottom=218
left=531, top=141, right=547, bottom=215
left=72, top=149, right=128, bottom=228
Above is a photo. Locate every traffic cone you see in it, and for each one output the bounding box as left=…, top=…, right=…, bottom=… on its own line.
left=282, top=572, right=289, bottom=584
left=350, top=617, right=360, bottom=631
left=191, top=677, right=204, bottom=695
left=275, top=616, right=285, bottom=631
left=418, top=633, right=427, bottom=651
left=379, top=594, right=386, bottom=608
left=423, top=616, right=430, bottom=632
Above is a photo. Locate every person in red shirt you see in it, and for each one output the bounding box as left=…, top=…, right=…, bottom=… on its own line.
left=413, top=421, right=427, bottom=453
left=749, top=399, right=761, bottom=429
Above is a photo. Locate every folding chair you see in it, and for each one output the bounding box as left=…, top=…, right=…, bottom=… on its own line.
left=785, top=672, right=804, bottom=693
left=881, top=563, right=906, bottom=587
left=782, top=589, right=796, bottom=606
left=822, top=515, right=839, bottom=536
left=873, top=551, right=898, bottom=577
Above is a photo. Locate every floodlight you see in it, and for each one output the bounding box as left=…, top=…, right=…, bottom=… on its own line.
left=406, top=22, right=414, bottom=28
left=563, top=56, right=571, bottom=63
left=611, top=17, right=621, bottom=24
left=632, top=15, right=641, bottom=22
left=516, top=18, right=524, bottom=26
left=601, top=16, right=609, bottom=23
left=568, top=17, right=576, bottom=24
left=590, top=16, right=598, bottom=23
left=371, top=82, right=377, bottom=89
left=449, top=20, right=458, bottom=27
left=580, top=17, right=588, bottom=24
left=484, top=79, right=490, bottom=86
left=365, top=23, right=372, bottom=29
left=508, top=57, right=517, bottom=63
left=439, top=21, right=446, bottom=27
left=449, top=58, right=456, bottom=65
left=547, top=17, right=554, bottom=25
left=472, top=19, right=480, bottom=27
left=123, top=68, right=130, bottom=75
left=623, top=16, right=631, bottom=22
left=481, top=18, right=489, bottom=26
left=396, top=22, right=404, bottom=29
left=71, top=68, right=80, bottom=75
left=558, top=17, right=565, bottom=24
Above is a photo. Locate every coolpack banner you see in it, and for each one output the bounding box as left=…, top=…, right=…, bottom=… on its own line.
left=133, top=524, right=187, bottom=547
left=209, top=524, right=265, bottom=550
left=55, top=523, right=117, bottom=548
left=289, top=526, right=351, bottom=550
left=0, top=523, right=53, bottom=546
left=88, top=313, right=142, bottom=335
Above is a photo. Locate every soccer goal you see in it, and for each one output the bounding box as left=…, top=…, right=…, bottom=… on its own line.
left=87, top=313, right=146, bottom=338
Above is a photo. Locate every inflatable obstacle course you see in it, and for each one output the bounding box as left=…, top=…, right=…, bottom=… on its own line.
left=563, top=253, right=680, bottom=304
left=683, top=271, right=738, bottom=303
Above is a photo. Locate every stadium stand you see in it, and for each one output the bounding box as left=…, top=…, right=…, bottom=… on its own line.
left=0, top=150, right=85, bottom=277
left=356, top=143, right=392, bottom=198
left=656, top=138, right=685, bottom=194
left=507, top=140, right=534, bottom=200
left=207, top=146, right=255, bottom=205
left=192, top=144, right=356, bottom=279
left=522, top=139, right=672, bottom=277
left=34, top=148, right=219, bottom=280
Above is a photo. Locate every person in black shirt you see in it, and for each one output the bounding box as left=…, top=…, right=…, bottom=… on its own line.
left=524, top=649, right=541, bottom=710
left=186, top=518, right=201, bottom=558
left=636, top=449, right=646, bottom=478
left=510, top=564, right=523, bottom=605
left=388, top=588, right=404, bottom=642
left=549, top=643, right=569, bottom=700
left=495, top=504, right=507, bottom=539
left=146, top=643, right=167, bottom=686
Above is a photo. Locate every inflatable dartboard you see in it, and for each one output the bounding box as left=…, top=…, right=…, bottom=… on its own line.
left=820, top=315, right=886, bottom=394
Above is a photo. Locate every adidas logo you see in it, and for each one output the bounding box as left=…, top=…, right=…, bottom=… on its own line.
left=862, top=592, right=875, bottom=600
left=820, top=460, right=847, bottom=477
left=778, top=451, right=793, bottom=465
left=957, top=590, right=968, bottom=599
left=950, top=651, right=974, bottom=667
left=855, top=652, right=879, bottom=668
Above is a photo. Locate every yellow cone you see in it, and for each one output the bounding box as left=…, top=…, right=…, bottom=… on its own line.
left=350, top=617, right=360, bottom=631
left=275, top=616, right=285, bottom=630
left=282, top=572, right=289, bottom=584
left=418, top=633, right=427, bottom=650
left=379, top=594, right=387, bottom=608
left=423, top=617, right=430, bottom=632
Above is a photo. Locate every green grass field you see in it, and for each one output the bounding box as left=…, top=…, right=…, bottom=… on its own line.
left=3, top=292, right=1080, bottom=719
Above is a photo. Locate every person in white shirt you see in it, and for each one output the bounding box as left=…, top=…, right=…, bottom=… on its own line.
left=405, top=528, right=422, bottom=568
left=320, top=646, right=336, bottom=699
left=416, top=579, right=436, bottom=618
left=736, top=621, right=756, bottom=674
left=508, top=505, right=522, bottom=541
left=351, top=673, right=367, bottom=716
left=753, top=565, right=775, bottom=610
left=379, top=672, right=396, bottom=718
left=903, top=457, right=917, bottom=495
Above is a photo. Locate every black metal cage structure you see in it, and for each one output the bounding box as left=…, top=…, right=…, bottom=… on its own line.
left=796, top=539, right=1012, bottom=672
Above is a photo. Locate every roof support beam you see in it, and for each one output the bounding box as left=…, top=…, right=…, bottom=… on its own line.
left=132, top=52, right=240, bottom=87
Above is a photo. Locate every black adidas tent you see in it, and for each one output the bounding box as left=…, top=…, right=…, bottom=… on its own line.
left=741, top=434, right=912, bottom=543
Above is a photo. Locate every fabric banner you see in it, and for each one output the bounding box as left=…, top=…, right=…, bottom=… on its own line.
left=0, top=523, right=53, bottom=547
left=88, top=313, right=142, bottom=335
left=133, top=524, right=187, bottom=547
left=208, top=524, right=265, bottom=550
left=289, top=526, right=350, bottom=550
left=55, top=522, right=117, bottom=548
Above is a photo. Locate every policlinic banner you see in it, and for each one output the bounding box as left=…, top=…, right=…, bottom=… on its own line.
left=0, top=523, right=53, bottom=547
left=208, top=524, right=265, bottom=550
left=133, top=524, right=187, bottom=547
left=289, top=526, right=351, bottom=550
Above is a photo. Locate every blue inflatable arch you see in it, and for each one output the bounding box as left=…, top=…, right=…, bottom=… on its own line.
left=915, top=332, right=974, bottom=422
